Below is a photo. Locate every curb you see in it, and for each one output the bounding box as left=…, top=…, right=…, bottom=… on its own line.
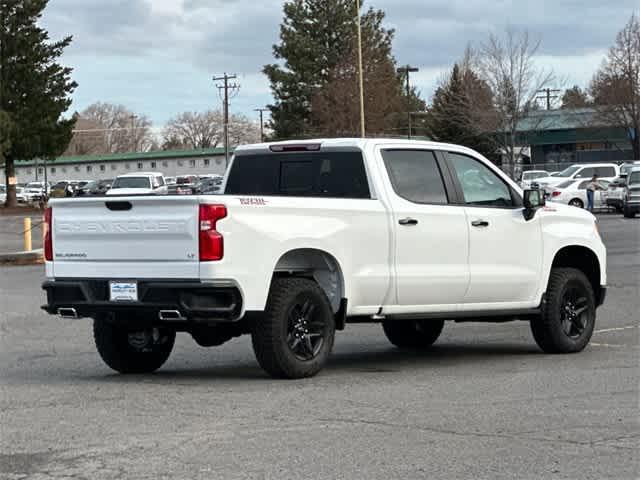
left=0, top=249, right=44, bottom=266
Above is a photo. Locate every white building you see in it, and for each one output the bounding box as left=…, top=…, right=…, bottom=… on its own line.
left=2, top=147, right=231, bottom=184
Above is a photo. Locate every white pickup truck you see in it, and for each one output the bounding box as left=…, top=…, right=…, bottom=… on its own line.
left=42, top=139, right=607, bottom=378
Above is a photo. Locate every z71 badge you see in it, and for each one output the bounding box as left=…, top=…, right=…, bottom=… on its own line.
left=238, top=197, right=267, bottom=206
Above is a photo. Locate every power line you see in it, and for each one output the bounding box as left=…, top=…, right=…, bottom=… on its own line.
left=213, top=73, right=239, bottom=167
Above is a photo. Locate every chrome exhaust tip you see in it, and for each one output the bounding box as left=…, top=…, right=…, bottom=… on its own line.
left=58, top=307, right=78, bottom=319
left=158, top=310, right=186, bottom=321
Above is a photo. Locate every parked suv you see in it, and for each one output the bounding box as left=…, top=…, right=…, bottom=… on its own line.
left=623, top=167, right=640, bottom=218
left=537, top=163, right=619, bottom=192
left=106, top=172, right=167, bottom=196
left=42, top=139, right=607, bottom=379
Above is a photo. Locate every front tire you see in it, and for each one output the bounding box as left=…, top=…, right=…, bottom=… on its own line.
left=530, top=268, right=596, bottom=354
left=382, top=319, right=444, bottom=348
left=251, top=278, right=335, bottom=379
left=93, top=318, right=175, bottom=373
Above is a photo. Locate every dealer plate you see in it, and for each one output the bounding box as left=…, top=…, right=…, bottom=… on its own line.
left=109, top=281, right=138, bottom=302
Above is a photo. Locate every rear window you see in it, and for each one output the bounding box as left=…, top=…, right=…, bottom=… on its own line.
left=225, top=151, right=370, bottom=198
left=111, top=177, right=151, bottom=189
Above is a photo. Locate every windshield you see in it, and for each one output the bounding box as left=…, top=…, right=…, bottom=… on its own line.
left=52, top=182, right=67, bottom=189
left=111, top=177, right=151, bottom=189
left=556, top=165, right=581, bottom=177
left=628, top=171, right=640, bottom=184
left=621, top=164, right=639, bottom=176
left=26, top=182, right=43, bottom=189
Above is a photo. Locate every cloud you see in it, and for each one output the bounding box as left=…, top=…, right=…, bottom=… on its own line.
left=39, top=0, right=638, bottom=123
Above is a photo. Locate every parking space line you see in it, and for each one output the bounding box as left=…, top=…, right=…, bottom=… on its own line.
left=594, top=326, right=639, bottom=334
left=590, top=342, right=625, bottom=348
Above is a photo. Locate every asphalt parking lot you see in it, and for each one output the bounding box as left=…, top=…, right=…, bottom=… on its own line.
left=1, top=214, right=638, bottom=479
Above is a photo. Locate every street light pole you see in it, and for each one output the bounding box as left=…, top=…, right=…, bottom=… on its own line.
left=397, top=65, right=419, bottom=139
left=355, top=0, right=365, bottom=138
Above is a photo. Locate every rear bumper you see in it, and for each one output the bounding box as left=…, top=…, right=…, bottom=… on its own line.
left=42, top=278, right=243, bottom=321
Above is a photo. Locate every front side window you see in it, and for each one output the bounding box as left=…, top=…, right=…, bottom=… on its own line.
left=381, top=149, right=448, bottom=204
left=575, top=167, right=594, bottom=179
left=448, top=153, right=514, bottom=207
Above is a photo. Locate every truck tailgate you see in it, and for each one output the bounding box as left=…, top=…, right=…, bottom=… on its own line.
left=50, top=196, right=200, bottom=278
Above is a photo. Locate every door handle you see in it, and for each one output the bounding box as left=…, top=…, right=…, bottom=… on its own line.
left=399, top=218, right=418, bottom=226
left=471, top=220, right=489, bottom=227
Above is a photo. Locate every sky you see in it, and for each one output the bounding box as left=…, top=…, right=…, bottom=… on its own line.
left=41, top=0, right=638, bottom=128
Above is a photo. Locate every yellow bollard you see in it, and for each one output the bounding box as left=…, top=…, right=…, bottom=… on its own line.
left=23, top=217, right=32, bottom=252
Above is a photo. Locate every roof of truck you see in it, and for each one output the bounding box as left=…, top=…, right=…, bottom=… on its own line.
left=235, top=138, right=476, bottom=154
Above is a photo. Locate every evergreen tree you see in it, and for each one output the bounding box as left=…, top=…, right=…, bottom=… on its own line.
left=424, top=64, right=495, bottom=159
left=0, top=0, right=77, bottom=206
left=264, top=0, right=421, bottom=139
left=561, top=85, right=591, bottom=109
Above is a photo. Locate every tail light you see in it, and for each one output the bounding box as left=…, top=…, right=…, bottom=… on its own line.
left=199, top=204, right=227, bottom=261
left=44, top=207, right=53, bottom=261
left=551, top=191, right=561, bottom=197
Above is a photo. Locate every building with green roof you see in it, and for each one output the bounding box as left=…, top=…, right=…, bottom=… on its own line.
left=1, top=147, right=230, bottom=184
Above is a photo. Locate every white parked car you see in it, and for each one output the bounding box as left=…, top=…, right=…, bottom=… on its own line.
left=537, top=163, right=620, bottom=191
left=43, top=139, right=607, bottom=379
left=0, top=184, right=6, bottom=203
left=549, top=178, right=610, bottom=209
left=519, top=170, right=549, bottom=189
left=106, top=172, right=168, bottom=196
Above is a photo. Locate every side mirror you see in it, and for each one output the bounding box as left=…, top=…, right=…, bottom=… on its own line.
left=523, top=189, right=545, bottom=220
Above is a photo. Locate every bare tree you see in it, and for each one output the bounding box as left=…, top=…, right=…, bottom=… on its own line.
left=163, top=110, right=260, bottom=150
left=590, top=13, right=640, bottom=159
left=473, top=30, right=554, bottom=176
left=77, top=102, right=154, bottom=154
left=163, top=110, right=223, bottom=149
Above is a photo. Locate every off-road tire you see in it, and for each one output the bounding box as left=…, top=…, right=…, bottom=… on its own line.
left=382, top=319, right=445, bottom=349
left=93, top=318, right=175, bottom=373
left=530, top=268, right=596, bottom=354
left=251, top=278, right=335, bottom=379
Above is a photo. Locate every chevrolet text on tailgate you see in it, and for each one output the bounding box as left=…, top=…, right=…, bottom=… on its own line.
left=42, top=139, right=607, bottom=378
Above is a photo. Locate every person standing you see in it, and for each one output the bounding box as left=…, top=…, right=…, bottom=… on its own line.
left=586, top=174, right=605, bottom=212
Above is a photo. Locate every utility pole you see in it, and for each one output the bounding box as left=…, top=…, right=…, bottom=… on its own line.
left=397, top=65, right=419, bottom=139
left=129, top=114, right=137, bottom=152
left=254, top=108, right=268, bottom=142
left=355, top=0, right=365, bottom=138
left=213, top=73, right=239, bottom=167
left=536, top=88, right=561, bottom=110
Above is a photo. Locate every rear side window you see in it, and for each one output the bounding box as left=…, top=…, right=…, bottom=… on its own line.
left=595, top=166, right=615, bottom=177
left=225, top=151, right=370, bottom=198
left=381, top=150, right=448, bottom=204
left=557, top=180, right=576, bottom=189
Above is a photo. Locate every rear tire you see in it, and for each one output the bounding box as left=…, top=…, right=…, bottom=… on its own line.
left=93, top=318, right=175, bottom=373
left=530, top=268, right=596, bottom=354
left=382, top=319, right=444, bottom=349
left=251, top=278, right=335, bottom=379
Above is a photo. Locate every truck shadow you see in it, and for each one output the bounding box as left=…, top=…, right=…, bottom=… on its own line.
left=99, top=342, right=544, bottom=383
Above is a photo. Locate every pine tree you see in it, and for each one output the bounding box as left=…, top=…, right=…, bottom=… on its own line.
left=0, top=0, right=77, bottom=207
left=264, top=0, right=420, bottom=139
left=424, top=64, right=495, bottom=159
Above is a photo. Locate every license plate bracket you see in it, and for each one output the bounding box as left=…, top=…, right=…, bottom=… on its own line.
left=109, top=281, right=138, bottom=302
